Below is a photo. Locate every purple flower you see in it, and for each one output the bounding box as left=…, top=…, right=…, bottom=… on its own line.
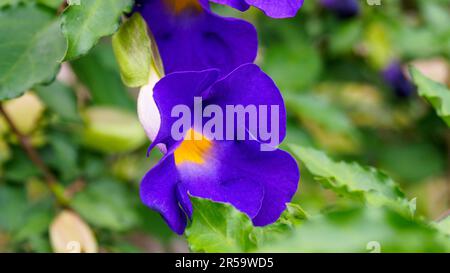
left=136, top=0, right=258, bottom=75
left=139, top=64, right=300, bottom=234
left=210, top=0, right=304, bottom=18
left=383, top=62, right=416, bottom=98
left=320, top=0, right=360, bottom=18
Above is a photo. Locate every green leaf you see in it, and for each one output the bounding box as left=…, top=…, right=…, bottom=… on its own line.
left=285, top=93, right=357, bottom=136
left=436, top=215, right=450, bottom=236
left=112, top=13, right=153, bottom=87
left=250, top=203, right=308, bottom=248
left=43, top=131, right=80, bottom=182
left=289, top=145, right=413, bottom=215
left=0, top=4, right=66, bottom=100
left=61, top=0, right=133, bottom=60
left=0, top=0, right=63, bottom=9
left=34, top=81, right=80, bottom=122
left=185, top=198, right=306, bottom=253
left=3, top=148, right=41, bottom=183
left=37, top=0, right=64, bottom=9
left=70, top=43, right=135, bottom=110
left=285, top=93, right=361, bottom=153
left=378, top=142, right=445, bottom=183
left=0, top=0, right=21, bottom=7
left=0, top=186, right=28, bottom=231
left=13, top=201, right=54, bottom=243
left=71, top=179, right=140, bottom=231
left=410, top=67, right=450, bottom=126
left=259, top=207, right=450, bottom=253
left=262, top=35, right=322, bottom=91
left=329, top=20, right=362, bottom=55
left=186, top=197, right=256, bottom=253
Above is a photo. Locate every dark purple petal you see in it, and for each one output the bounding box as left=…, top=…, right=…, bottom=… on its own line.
left=177, top=140, right=299, bottom=225
left=137, top=0, right=257, bottom=75
left=150, top=69, right=220, bottom=151
left=209, top=0, right=250, bottom=11
left=382, top=62, right=416, bottom=98
left=249, top=144, right=300, bottom=226
left=140, top=155, right=188, bottom=235
left=210, top=0, right=303, bottom=18
left=245, top=0, right=304, bottom=18
left=151, top=65, right=287, bottom=151
left=320, top=0, right=360, bottom=18
left=176, top=183, right=193, bottom=218
left=176, top=140, right=265, bottom=218
left=206, top=64, right=287, bottom=146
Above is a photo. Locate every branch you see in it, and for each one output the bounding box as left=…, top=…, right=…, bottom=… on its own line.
left=0, top=103, right=68, bottom=205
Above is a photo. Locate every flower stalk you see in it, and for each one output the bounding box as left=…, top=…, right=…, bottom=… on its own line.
left=0, top=103, right=69, bottom=206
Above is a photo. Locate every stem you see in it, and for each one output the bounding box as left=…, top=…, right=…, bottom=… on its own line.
left=0, top=103, right=68, bottom=205
left=58, top=1, right=68, bottom=15
left=436, top=209, right=450, bottom=222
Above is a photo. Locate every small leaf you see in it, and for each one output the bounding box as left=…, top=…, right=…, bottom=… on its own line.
left=61, top=0, right=133, bottom=60
left=71, top=179, right=140, bottom=231
left=0, top=0, right=20, bottom=7
left=285, top=93, right=360, bottom=153
left=262, top=33, right=322, bottom=91
left=112, top=13, right=153, bottom=87
left=0, top=186, right=28, bottom=232
left=410, top=67, right=450, bottom=126
left=250, top=203, right=308, bottom=247
left=70, top=43, right=135, bottom=110
left=285, top=93, right=355, bottom=135
left=34, top=81, right=80, bottom=122
left=0, top=0, right=64, bottom=9
left=363, top=22, right=393, bottom=69
left=3, top=148, right=41, bottom=182
left=0, top=4, right=66, bottom=100
left=50, top=210, right=98, bottom=253
left=289, top=145, right=412, bottom=215
left=186, top=197, right=256, bottom=253
left=185, top=198, right=305, bottom=253
left=13, top=201, right=54, bottom=243
left=436, top=214, right=450, bottom=236
left=43, top=132, right=80, bottom=182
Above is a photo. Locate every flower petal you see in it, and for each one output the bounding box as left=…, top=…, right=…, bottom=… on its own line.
left=150, top=69, right=220, bottom=151
left=206, top=64, right=287, bottom=147
left=250, top=146, right=300, bottom=226
left=209, top=0, right=250, bottom=11
left=140, top=155, right=187, bottom=234
left=211, top=0, right=303, bottom=18
left=137, top=71, right=162, bottom=142
left=383, top=61, right=416, bottom=98
left=210, top=140, right=298, bottom=226
left=177, top=140, right=265, bottom=219
left=175, top=138, right=299, bottom=224
left=245, top=0, right=304, bottom=18
left=320, top=0, right=360, bottom=18
left=138, top=0, right=257, bottom=75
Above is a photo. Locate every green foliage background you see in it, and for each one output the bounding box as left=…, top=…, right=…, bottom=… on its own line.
left=0, top=0, right=449, bottom=253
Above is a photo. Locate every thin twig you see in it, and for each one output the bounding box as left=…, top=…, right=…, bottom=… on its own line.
left=0, top=103, right=67, bottom=205
left=57, top=1, right=68, bottom=15
left=436, top=209, right=450, bottom=222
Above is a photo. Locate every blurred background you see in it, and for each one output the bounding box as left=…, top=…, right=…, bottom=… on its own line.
left=0, top=0, right=449, bottom=252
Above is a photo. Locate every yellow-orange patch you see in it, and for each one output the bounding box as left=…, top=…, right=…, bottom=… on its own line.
left=165, top=0, right=202, bottom=14
left=174, top=129, right=212, bottom=165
